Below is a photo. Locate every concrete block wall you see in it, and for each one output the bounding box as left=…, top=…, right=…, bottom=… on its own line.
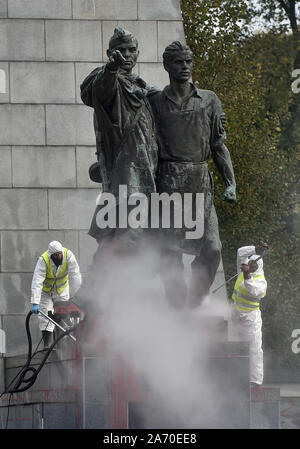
left=0, top=0, right=186, bottom=357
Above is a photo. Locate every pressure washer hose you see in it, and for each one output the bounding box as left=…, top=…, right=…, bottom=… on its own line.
left=8, top=311, right=75, bottom=394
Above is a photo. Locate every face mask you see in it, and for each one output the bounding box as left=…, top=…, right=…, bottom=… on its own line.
left=51, top=254, right=63, bottom=266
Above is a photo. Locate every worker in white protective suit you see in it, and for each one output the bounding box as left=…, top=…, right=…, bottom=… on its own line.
left=30, top=241, right=82, bottom=350
left=231, top=242, right=269, bottom=386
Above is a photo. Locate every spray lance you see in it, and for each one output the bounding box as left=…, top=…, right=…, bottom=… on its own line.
left=211, top=241, right=270, bottom=295
left=38, top=309, right=77, bottom=342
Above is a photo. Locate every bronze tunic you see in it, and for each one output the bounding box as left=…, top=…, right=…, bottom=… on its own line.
left=149, top=84, right=226, bottom=255
left=81, top=66, right=159, bottom=242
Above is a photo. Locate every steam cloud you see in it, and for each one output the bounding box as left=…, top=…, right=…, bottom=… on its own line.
left=82, top=237, right=245, bottom=429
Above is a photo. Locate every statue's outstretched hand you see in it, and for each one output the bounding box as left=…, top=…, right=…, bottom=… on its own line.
left=107, top=50, right=126, bottom=71
left=221, top=185, right=236, bottom=203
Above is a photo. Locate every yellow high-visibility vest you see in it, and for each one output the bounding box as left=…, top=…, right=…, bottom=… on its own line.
left=232, top=272, right=266, bottom=312
left=41, top=248, right=69, bottom=294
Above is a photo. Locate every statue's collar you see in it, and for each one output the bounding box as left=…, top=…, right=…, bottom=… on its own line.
left=163, top=82, right=202, bottom=101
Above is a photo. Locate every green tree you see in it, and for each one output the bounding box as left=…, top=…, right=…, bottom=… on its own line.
left=181, top=0, right=300, bottom=373
left=246, top=0, right=300, bottom=144
left=246, top=0, right=299, bottom=67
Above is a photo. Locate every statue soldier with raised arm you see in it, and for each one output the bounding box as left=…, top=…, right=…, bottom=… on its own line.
left=80, top=27, right=158, bottom=254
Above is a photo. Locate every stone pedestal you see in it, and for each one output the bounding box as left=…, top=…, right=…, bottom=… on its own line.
left=250, top=386, right=280, bottom=429
left=127, top=341, right=251, bottom=429
left=1, top=315, right=282, bottom=429
left=82, top=355, right=148, bottom=429
left=81, top=318, right=252, bottom=429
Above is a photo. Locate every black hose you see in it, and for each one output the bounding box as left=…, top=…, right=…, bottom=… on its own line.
left=7, top=311, right=76, bottom=394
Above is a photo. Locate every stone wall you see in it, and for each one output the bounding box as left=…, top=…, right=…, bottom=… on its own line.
left=0, top=0, right=187, bottom=356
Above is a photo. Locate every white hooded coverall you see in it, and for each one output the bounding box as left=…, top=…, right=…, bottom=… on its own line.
left=31, top=241, right=82, bottom=332
left=232, top=246, right=267, bottom=385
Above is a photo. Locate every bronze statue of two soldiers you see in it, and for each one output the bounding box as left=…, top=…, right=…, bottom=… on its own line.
left=81, top=27, right=236, bottom=309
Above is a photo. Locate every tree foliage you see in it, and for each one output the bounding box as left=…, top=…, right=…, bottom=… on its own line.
left=245, top=0, right=299, bottom=35
left=181, top=0, right=300, bottom=371
left=246, top=0, right=300, bottom=140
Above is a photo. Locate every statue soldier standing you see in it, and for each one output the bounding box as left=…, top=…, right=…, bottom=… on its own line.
left=80, top=27, right=158, bottom=253
left=149, top=42, right=237, bottom=308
